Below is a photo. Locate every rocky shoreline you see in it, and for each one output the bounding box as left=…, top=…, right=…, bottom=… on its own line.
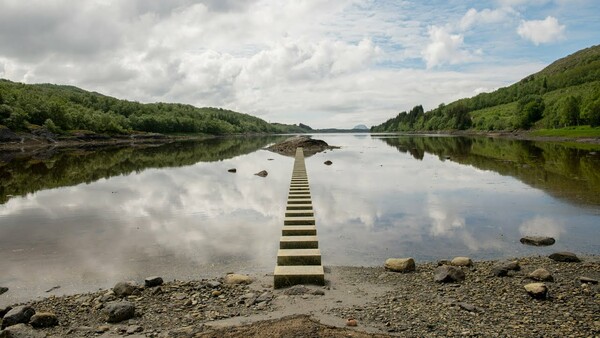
left=1, top=254, right=598, bottom=337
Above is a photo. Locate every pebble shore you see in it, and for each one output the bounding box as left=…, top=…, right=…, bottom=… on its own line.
left=0, top=255, right=598, bottom=337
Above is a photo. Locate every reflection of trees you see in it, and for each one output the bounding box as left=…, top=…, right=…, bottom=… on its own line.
left=377, top=136, right=600, bottom=206
left=0, top=136, right=287, bottom=204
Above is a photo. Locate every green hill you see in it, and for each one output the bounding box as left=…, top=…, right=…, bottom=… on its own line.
left=372, top=45, right=600, bottom=133
left=0, top=79, right=308, bottom=136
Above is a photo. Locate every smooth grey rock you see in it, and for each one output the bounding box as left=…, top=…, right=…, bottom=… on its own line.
left=112, top=281, right=136, bottom=298
left=451, top=257, right=473, bottom=267
left=29, top=312, right=58, bottom=328
left=0, top=287, right=7, bottom=295
left=384, top=258, right=416, bottom=273
left=549, top=252, right=581, bottom=262
left=492, top=261, right=520, bottom=277
left=528, top=268, right=554, bottom=282
left=103, top=301, right=135, bottom=323
left=1, top=306, right=35, bottom=329
left=579, top=277, right=598, bottom=284
left=434, top=265, right=465, bottom=283
left=144, top=276, right=163, bottom=288
left=254, top=170, right=268, bottom=177
left=0, top=323, right=46, bottom=338
left=520, top=236, right=555, bottom=246
left=524, top=283, right=548, bottom=299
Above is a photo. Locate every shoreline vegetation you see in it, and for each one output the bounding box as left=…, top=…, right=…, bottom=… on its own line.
left=0, top=254, right=598, bottom=337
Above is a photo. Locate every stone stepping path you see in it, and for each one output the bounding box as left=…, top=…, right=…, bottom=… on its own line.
left=274, top=147, right=325, bottom=288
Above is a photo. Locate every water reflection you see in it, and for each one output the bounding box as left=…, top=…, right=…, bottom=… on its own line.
left=1, top=134, right=599, bottom=306
left=0, top=135, right=288, bottom=205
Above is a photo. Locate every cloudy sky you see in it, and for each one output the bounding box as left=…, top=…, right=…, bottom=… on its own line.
left=0, top=0, right=598, bottom=128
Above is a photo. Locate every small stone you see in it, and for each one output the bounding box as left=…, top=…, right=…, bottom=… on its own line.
left=0, top=323, right=46, bottom=338
left=451, top=257, right=473, bottom=267
left=212, top=290, right=222, bottom=297
left=29, top=312, right=59, bottom=328
left=0, top=306, right=12, bottom=318
left=113, top=281, right=137, bottom=298
left=255, top=291, right=273, bottom=303
left=0, top=287, right=8, bottom=295
left=529, top=268, right=554, bottom=282
left=283, top=285, right=309, bottom=295
left=346, top=318, right=358, bottom=327
left=126, top=325, right=143, bottom=334
left=1, top=305, right=35, bottom=329
left=224, top=274, right=253, bottom=285
left=520, top=236, right=555, bottom=246
left=579, top=277, right=598, bottom=284
left=254, top=170, right=268, bottom=177
left=310, top=289, right=325, bottom=296
left=144, top=276, right=163, bottom=288
left=458, top=302, right=481, bottom=313
left=384, top=258, right=416, bottom=273
left=492, top=261, right=520, bottom=276
left=96, top=325, right=110, bottom=333
left=228, top=168, right=237, bottom=173
left=207, top=281, right=222, bottom=288
left=324, top=160, right=333, bottom=165
left=437, top=259, right=451, bottom=266
left=103, top=301, right=135, bottom=323
left=434, top=265, right=465, bottom=283
left=524, top=283, right=548, bottom=299
left=549, top=252, right=580, bottom=262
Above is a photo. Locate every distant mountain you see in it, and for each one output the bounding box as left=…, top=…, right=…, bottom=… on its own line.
left=352, top=124, right=369, bottom=130
left=372, top=44, right=600, bottom=132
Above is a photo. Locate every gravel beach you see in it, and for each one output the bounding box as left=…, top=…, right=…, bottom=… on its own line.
left=1, top=255, right=598, bottom=337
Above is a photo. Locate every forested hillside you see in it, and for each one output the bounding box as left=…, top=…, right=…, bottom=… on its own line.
left=0, top=80, right=308, bottom=136
left=372, top=45, right=600, bottom=132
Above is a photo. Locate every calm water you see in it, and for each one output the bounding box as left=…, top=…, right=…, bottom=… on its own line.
left=1, top=134, right=599, bottom=304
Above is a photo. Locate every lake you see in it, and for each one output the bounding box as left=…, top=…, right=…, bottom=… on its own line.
left=1, top=134, right=599, bottom=305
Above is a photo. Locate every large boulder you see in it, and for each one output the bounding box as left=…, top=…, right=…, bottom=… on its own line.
left=1, top=306, right=35, bottom=329
left=434, top=265, right=465, bottom=283
left=384, top=258, right=416, bottom=273
left=520, top=236, right=555, bottom=246
left=549, top=252, right=580, bottom=262
left=267, top=136, right=336, bottom=156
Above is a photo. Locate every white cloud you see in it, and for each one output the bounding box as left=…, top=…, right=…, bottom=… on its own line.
left=422, top=26, right=479, bottom=68
left=459, top=7, right=516, bottom=30
left=517, top=16, right=566, bottom=45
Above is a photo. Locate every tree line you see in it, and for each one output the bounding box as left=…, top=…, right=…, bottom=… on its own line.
left=0, top=80, right=308, bottom=135
left=372, top=45, right=600, bottom=132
